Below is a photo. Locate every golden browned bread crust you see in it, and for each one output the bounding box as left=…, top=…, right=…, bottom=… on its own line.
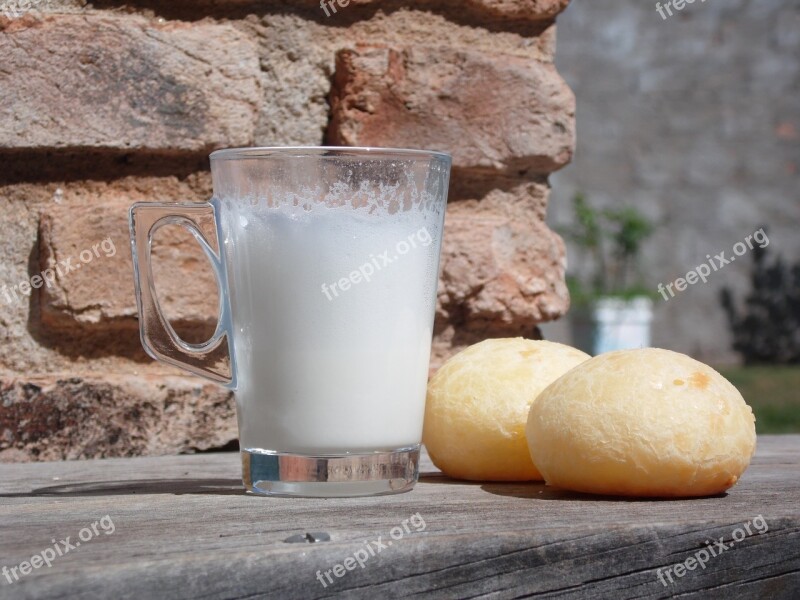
left=527, top=348, right=757, bottom=497
left=424, top=338, right=590, bottom=481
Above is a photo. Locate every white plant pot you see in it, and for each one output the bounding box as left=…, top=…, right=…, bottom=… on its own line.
left=571, top=297, right=654, bottom=355
left=592, top=297, right=653, bottom=354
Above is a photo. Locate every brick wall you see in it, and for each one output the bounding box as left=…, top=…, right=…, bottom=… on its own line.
left=0, top=0, right=575, bottom=461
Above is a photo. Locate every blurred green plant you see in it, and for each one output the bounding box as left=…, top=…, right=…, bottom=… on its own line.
left=561, top=193, right=655, bottom=303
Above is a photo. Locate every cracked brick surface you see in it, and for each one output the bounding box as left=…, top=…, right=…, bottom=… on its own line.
left=0, top=14, right=261, bottom=152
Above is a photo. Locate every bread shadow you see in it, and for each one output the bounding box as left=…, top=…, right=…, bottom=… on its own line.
left=481, top=483, right=728, bottom=502
left=419, top=473, right=727, bottom=501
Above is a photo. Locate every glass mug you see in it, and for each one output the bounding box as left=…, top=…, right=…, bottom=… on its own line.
left=129, top=147, right=451, bottom=497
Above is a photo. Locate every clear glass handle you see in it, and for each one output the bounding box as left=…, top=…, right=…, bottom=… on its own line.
left=129, top=202, right=235, bottom=388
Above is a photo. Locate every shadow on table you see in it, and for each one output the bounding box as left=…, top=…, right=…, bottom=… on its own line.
left=420, top=472, right=726, bottom=502
left=477, top=484, right=725, bottom=502
left=1, top=478, right=245, bottom=498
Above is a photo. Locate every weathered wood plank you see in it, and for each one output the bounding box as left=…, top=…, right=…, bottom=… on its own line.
left=0, top=436, right=798, bottom=599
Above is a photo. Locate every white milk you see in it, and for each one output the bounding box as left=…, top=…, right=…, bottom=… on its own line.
left=221, top=203, right=442, bottom=455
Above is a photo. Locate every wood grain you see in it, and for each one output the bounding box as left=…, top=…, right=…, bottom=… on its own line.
left=1, top=436, right=798, bottom=599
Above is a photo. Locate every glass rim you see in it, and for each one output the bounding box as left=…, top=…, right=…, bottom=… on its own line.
left=210, top=146, right=452, bottom=162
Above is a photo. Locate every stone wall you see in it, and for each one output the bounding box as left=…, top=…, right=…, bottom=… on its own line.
left=0, top=1, right=575, bottom=460
left=544, top=0, right=800, bottom=363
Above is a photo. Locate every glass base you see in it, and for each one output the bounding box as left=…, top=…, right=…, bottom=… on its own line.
left=241, top=445, right=420, bottom=498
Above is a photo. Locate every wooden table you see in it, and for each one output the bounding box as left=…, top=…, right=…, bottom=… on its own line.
left=1, top=436, right=798, bottom=599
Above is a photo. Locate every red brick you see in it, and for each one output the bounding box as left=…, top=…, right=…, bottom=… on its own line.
left=329, top=46, right=575, bottom=175
left=433, top=181, right=568, bottom=367
left=36, top=182, right=218, bottom=337
left=28, top=174, right=218, bottom=342
left=0, top=14, right=261, bottom=152
left=319, top=0, right=568, bottom=21
left=465, top=0, right=570, bottom=20
left=0, top=375, right=235, bottom=461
